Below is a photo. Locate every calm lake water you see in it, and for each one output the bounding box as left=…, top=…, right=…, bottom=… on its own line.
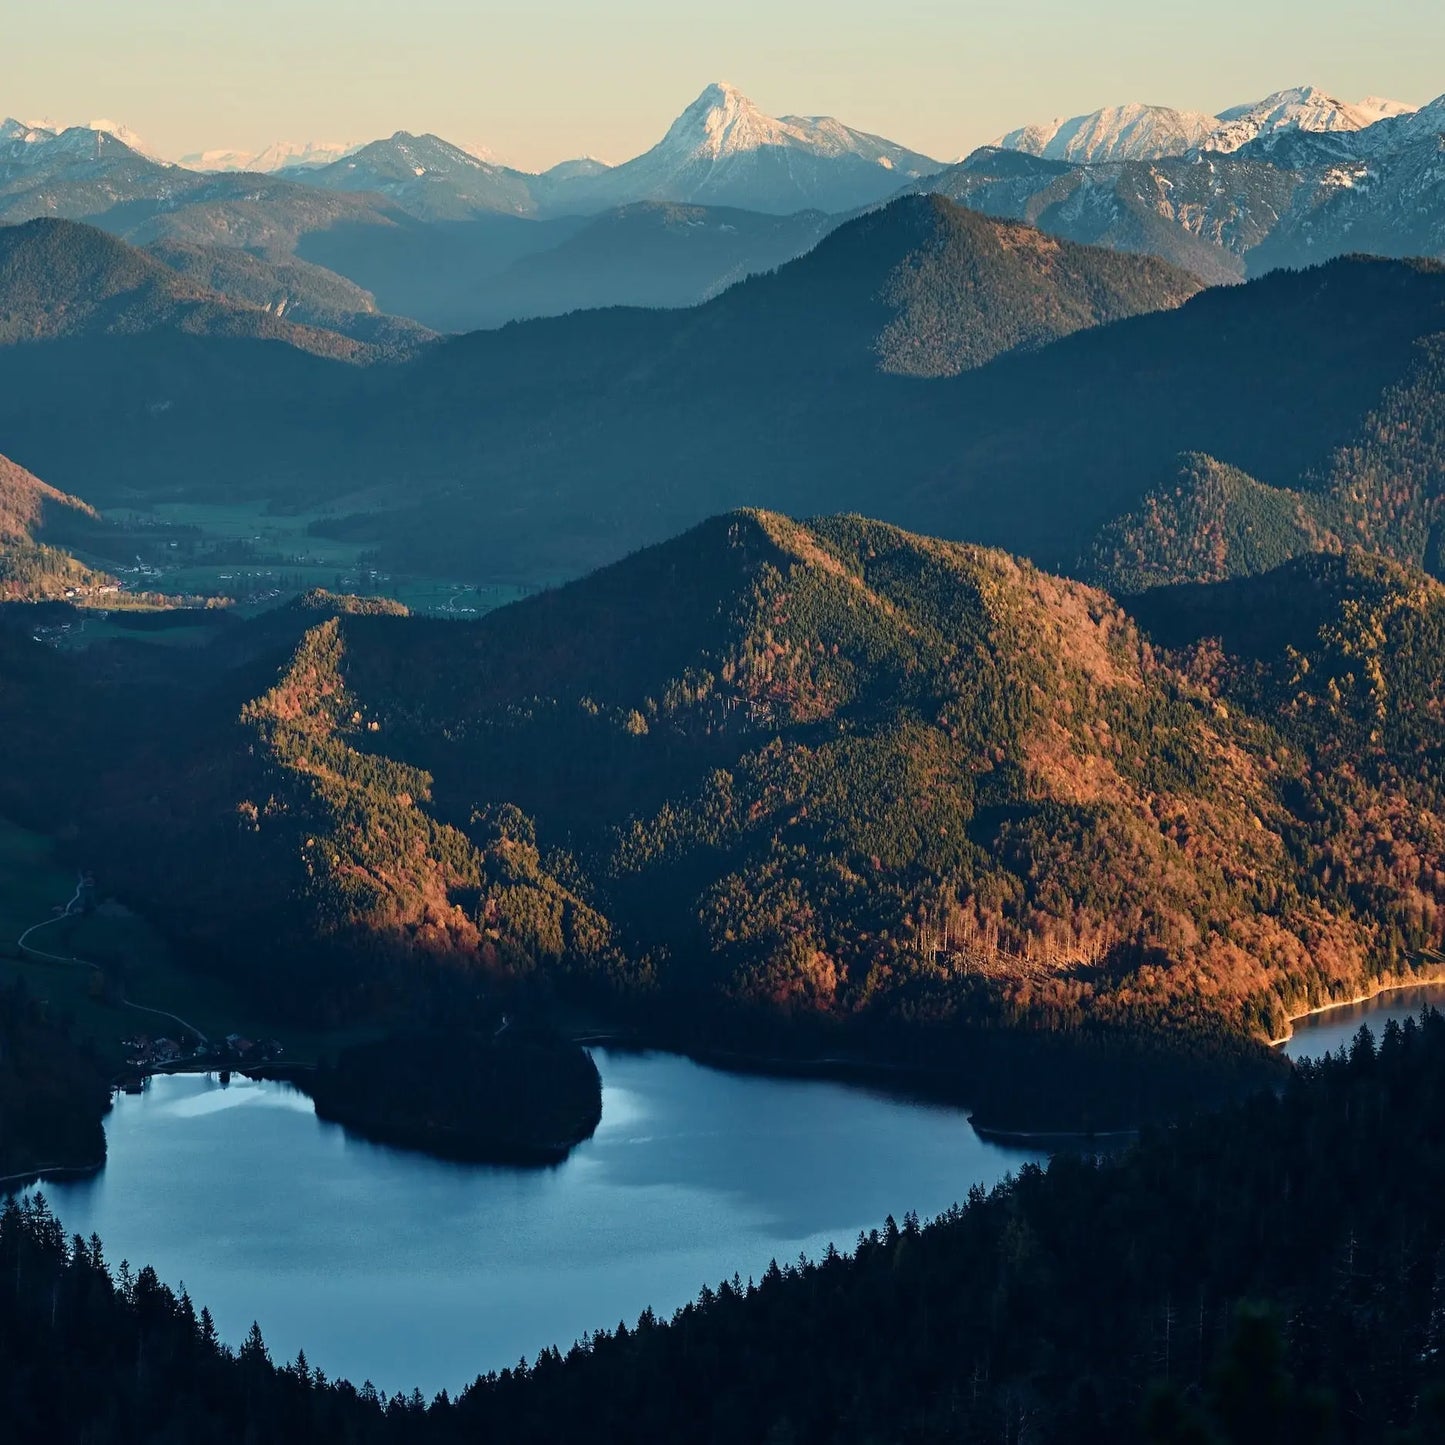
left=30, top=1049, right=1038, bottom=1397
left=1281, top=985, right=1445, bottom=1061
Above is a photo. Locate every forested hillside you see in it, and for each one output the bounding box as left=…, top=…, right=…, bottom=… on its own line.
left=144, top=240, right=432, bottom=354
left=0, top=197, right=1205, bottom=580
left=0, top=512, right=1431, bottom=1134
left=8, top=1009, right=1445, bottom=1442
left=5, top=209, right=1443, bottom=597
left=0, top=983, right=111, bottom=1179
left=0, top=219, right=389, bottom=360
left=303, top=238, right=1445, bottom=585
left=0, top=453, right=114, bottom=601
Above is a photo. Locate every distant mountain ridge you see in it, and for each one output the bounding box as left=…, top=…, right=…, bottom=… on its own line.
left=0, top=87, right=945, bottom=331
left=2, top=206, right=1442, bottom=599
left=291, top=131, right=540, bottom=221
left=0, top=194, right=1208, bottom=579
left=178, top=139, right=360, bottom=172
left=997, top=85, right=1420, bottom=164
left=538, top=82, right=943, bottom=215
left=929, top=89, right=1445, bottom=282
left=5, top=84, right=943, bottom=223
left=0, top=217, right=396, bottom=360
left=8, top=81, right=1445, bottom=337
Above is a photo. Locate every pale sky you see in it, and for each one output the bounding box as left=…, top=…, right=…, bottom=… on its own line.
left=6, top=0, right=1443, bottom=169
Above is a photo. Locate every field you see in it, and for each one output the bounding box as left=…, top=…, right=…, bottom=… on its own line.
left=94, top=500, right=540, bottom=617
left=40, top=614, right=225, bottom=652
left=0, top=818, right=372, bottom=1068
left=103, top=499, right=372, bottom=567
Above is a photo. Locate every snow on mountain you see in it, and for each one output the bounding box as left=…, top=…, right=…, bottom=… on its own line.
left=253, top=139, right=359, bottom=171
left=1228, top=91, right=1440, bottom=164
left=458, top=140, right=500, bottom=164
left=1357, top=93, right=1445, bottom=150
left=542, top=156, right=613, bottom=180
left=0, top=119, right=51, bottom=145
left=653, top=82, right=933, bottom=170
left=541, top=82, right=942, bottom=216
left=176, top=147, right=253, bottom=171
left=177, top=139, right=359, bottom=173
left=1206, top=86, right=1385, bottom=151
left=1355, top=96, right=1418, bottom=124
left=86, top=119, right=161, bottom=160
left=0, top=120, right=160, bottom=170
left=995, top=87, right=1423, bottom=165
left=289, top=131, right=540, bottom=219
left=996, top=104, right=1220, bottom=164
left=0, top=117, right=163, bottom=160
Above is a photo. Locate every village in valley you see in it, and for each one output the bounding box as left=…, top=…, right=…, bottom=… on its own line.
left=120, top=1030, right=285, bottom=1076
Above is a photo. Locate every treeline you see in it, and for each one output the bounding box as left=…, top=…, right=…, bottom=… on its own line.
left=0, top=539, right=111, bottom=600
left=1082, top=333, right=1445, bottom=595
left=10, top=1013, right=1445, bottom=1441
left=0, top=982, right=110, bottom=1179
left=14, top=512, right=1445, bottom=1117
left=300, top=1027, right=602, bottom=1163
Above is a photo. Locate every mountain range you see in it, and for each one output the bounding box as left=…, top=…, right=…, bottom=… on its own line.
left=6, top=79, right=1445, bottom=337
left=996, top=85, right=1418, bottom=164
left=4, top=83, right=942, bottom=225
left=0, top=197, right=1209, bottom=580
left=0, top=217, right=403, bottom=359
left=933, top=89, right=1445, bottom=282
left=178, top=139, right=360, bottom=173
left=20, top=80, right=1422, bottom=189
left=5, top=197, right=1445, bottom=595
left=12, top=65, right=1445, bottom=1444
left=0, top=86, right=933, bottom=331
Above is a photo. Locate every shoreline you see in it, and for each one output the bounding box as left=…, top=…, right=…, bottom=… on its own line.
left=1268, top=974, right=1445, bottom=1048
left=579, top=1034, right=1203, bottom=1144
left=0, top=1156, right=105, bottom=1193
left=26, top=982, right=1430, bottom=1192
left=969, top=1123, right=1139, bottom=1146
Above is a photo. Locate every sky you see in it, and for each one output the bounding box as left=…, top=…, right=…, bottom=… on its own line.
left=6, top=0, right=1444, bottom=169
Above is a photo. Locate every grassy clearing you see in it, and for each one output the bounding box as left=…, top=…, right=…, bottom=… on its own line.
left=0, top=818, right=72, bottom=949
left=0, top=818, right=372, bottom=1068
left=105, top=500, right=373, bottom=568
left=97, top=500, right=537, bottom=618
left=390, top=579, right=535, bottom=615
left=45, top=615, right=222, bottom=652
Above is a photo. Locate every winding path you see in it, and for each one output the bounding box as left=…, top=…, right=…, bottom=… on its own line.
left=14, top=879, right=209, bottom=1046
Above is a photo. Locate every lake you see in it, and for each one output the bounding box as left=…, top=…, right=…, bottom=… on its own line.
left=1281, top=985, right=1445, bottom=1061
left=30, top=1049, right=1039, bottom=1397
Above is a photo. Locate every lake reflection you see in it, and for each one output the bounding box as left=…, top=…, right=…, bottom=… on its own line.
left=1281, top=986, right=1445, bottom=1062
left=32, top=1050, right=1038, bottom=1396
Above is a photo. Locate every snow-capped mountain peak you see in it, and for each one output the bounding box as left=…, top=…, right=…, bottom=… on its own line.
left=86, top=118, right=160, bottom=160
left=994, top=86, right=1426, bottom=166
left=543, top=156, right=613, bottom=180
left=0, top=119, right=160, bottom=169
left=995, top=103, right=1220, bottom=164
left=252, top=139, right=359, bottom=172
left=537, top=83, right=940, bottom=216
left=177, top=139, right=360, bottom=173
left=662, top=83, right=796, bottom=159
left=0, top=118, right=46, bottom=144
left=1356, top=96, right=1418, bottom=123
left=1207, top=86, right=1385, bottom=152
